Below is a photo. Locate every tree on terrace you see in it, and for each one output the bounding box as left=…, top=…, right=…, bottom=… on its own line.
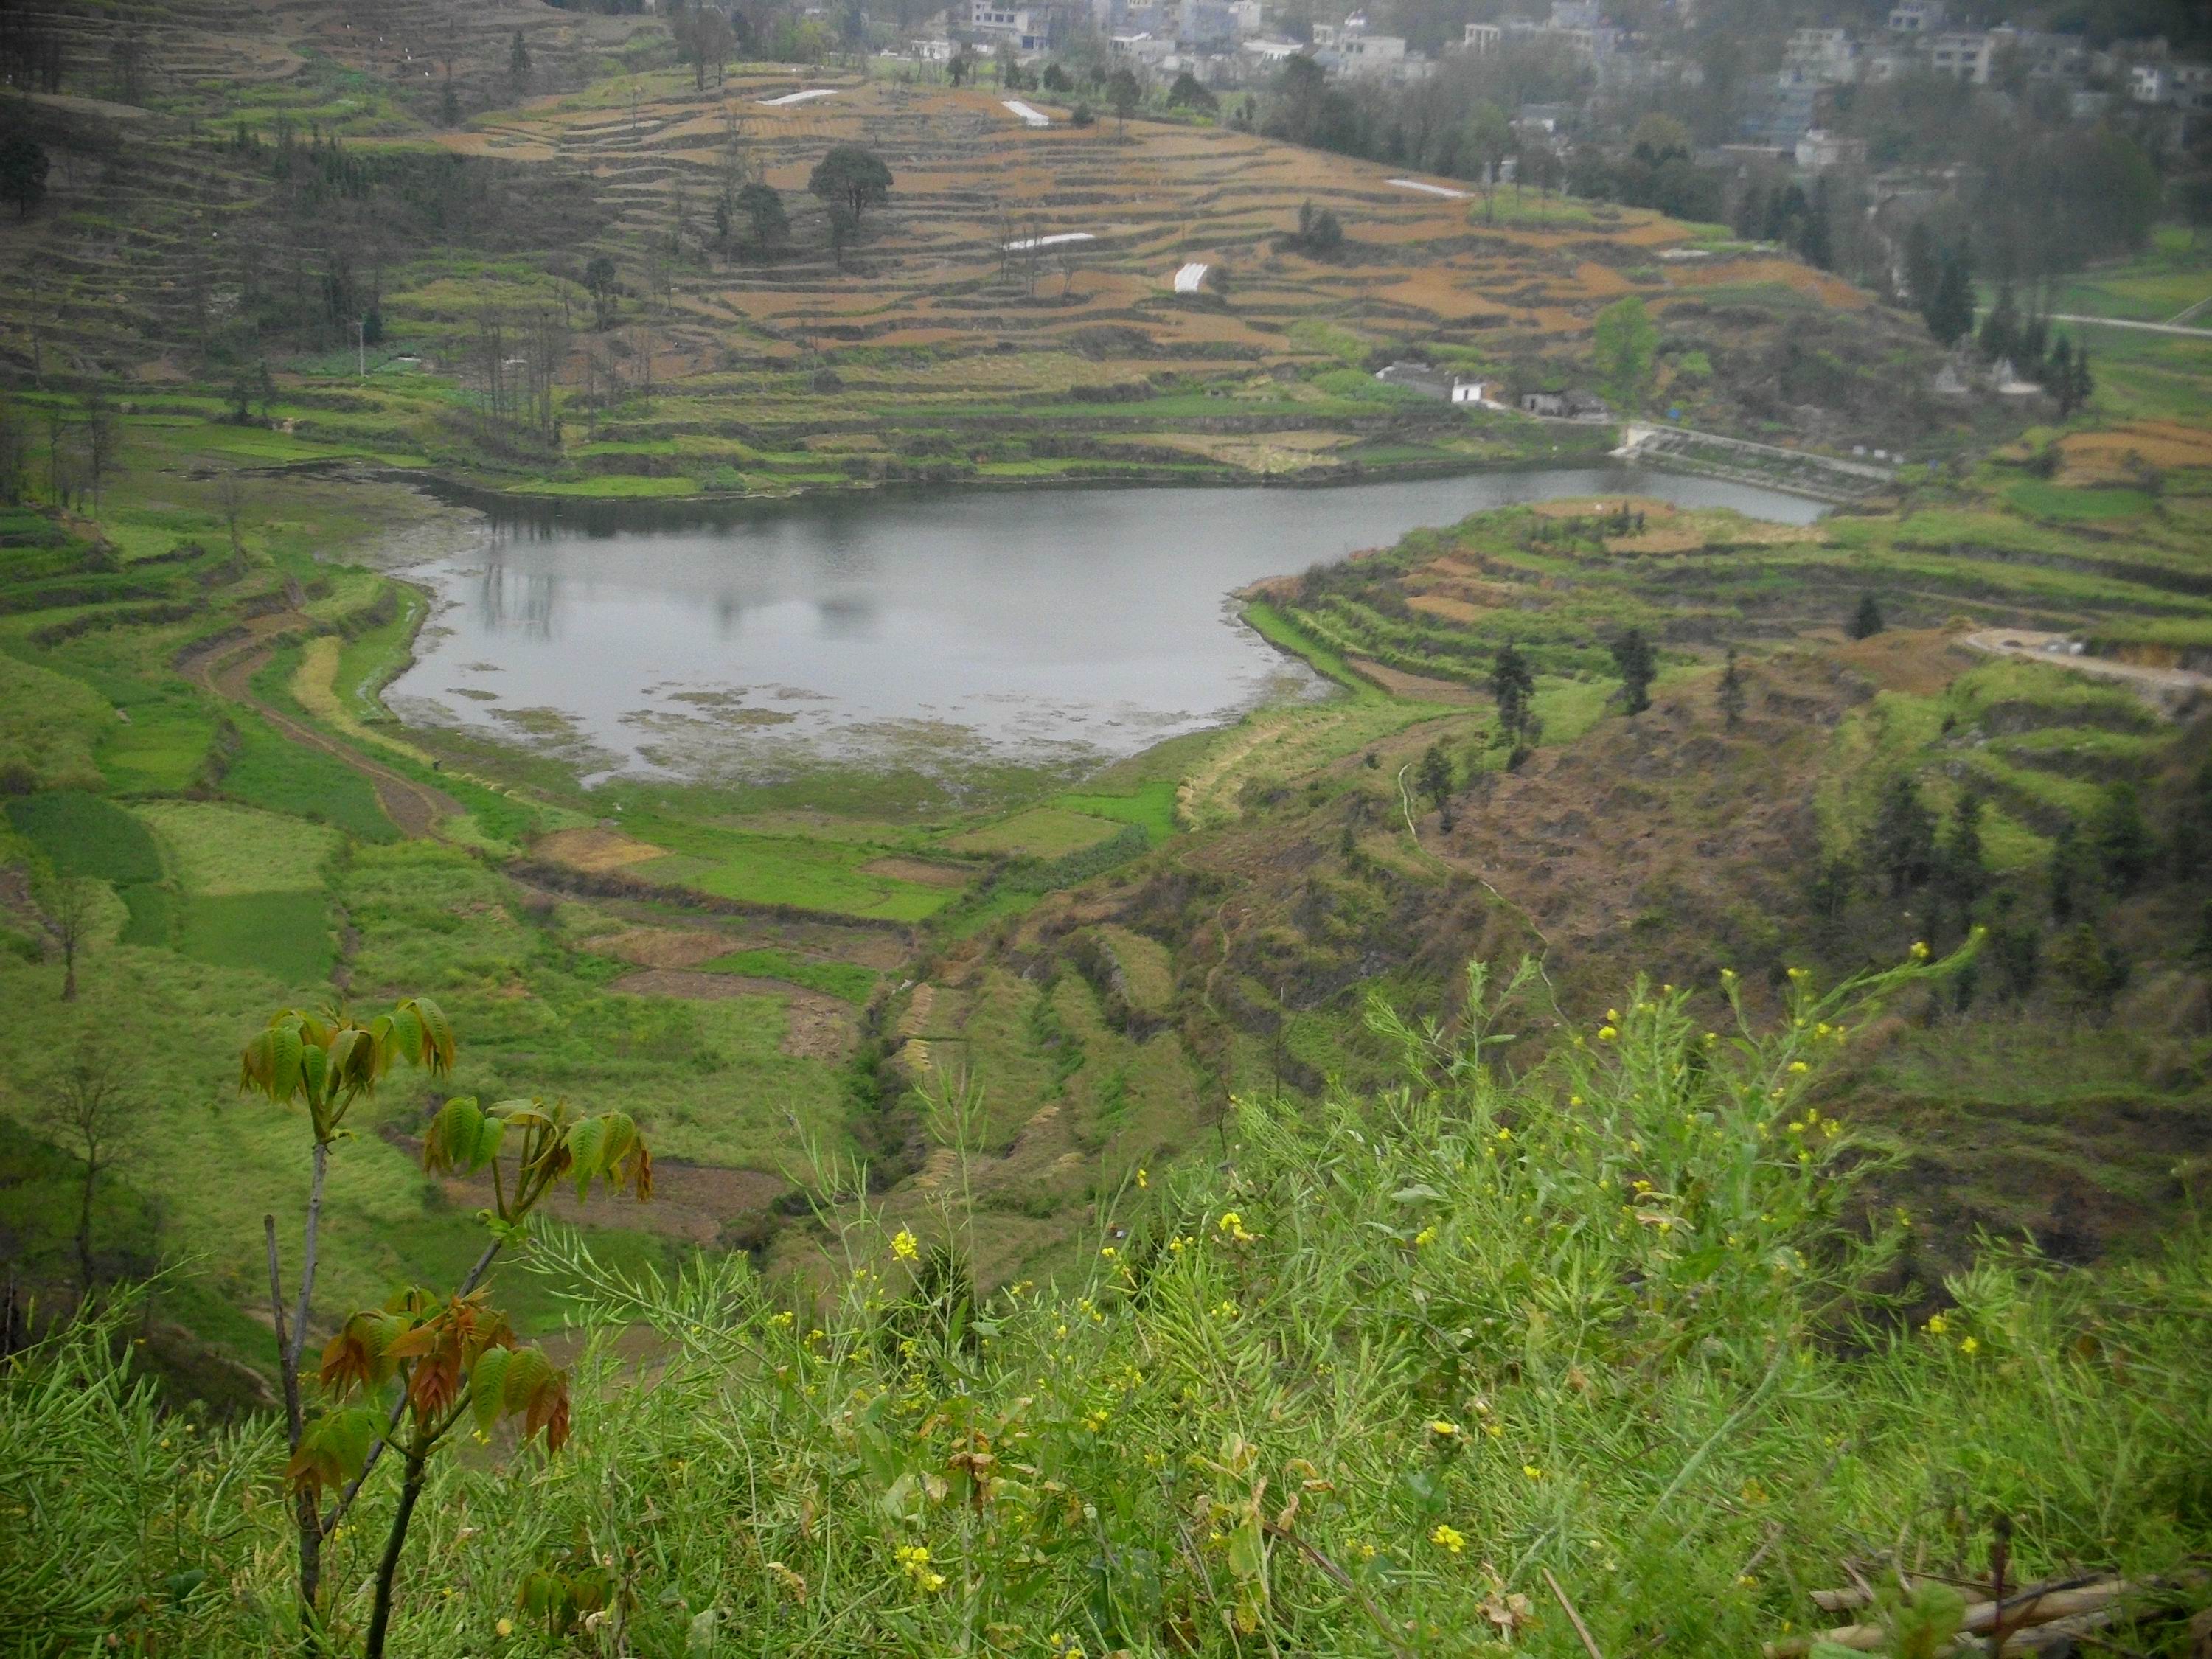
left=1592, top=296, right=1658, bottom=417
left=1416, top=741, right=1456, bottom=830
left=0, top=131, right=49, bottom=219
left=1107, top=68, right=1141, bottom=136
left=41, top=1034, right=136, bottom=1295
left=1849, top=594, right=1885, bottom=639
left=1717, top=647, right=1746, bottom=729
left=808, top=145, right=892, bottom=226
left=1610, top=627, right=1655, bottom=717
left=735, top=181, right=788, bottom=257
left=1869, top=774, right=1935, bottom=897
left=1464, top=100, right=1511, bottom=223
left=509, top=29, right=531, bottom=88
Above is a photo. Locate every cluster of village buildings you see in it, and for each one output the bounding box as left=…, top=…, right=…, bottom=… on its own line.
left=917, top=0, right=2208, bottom=145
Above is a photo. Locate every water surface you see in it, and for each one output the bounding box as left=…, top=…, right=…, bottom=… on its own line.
left=386, top=470, right=1825, bottom=784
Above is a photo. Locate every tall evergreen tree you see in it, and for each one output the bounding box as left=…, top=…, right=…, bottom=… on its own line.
left=1717, top=647, right=1746, bottom=729
left=1610, top=628, right=1655, bottom=717
left=1869, top=774, right=1935, bottom=897
left=1849, top=594, right=1885, bottom=640
left=1924, top=249, right=1975, bottom=347
left=1978, top=280, right=2020, bottom=365
left=1934, top=792, right=1986, bottom=914
left=2090, top=782, right=2153, bottom=892
left=1490, top=641, right=1535, bottom=748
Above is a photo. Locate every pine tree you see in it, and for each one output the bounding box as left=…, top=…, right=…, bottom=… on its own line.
left=2090, top=782, right=2152, bottom=892
left=1869, top=774, right=1935, bottom=897
left=1934, top=792, right=1986, bottom=915
left=1490, top=641, right=1535, bottom=748
left=1848, top=594, right=1885, bottom=640
left=1986, top=890, right=2042, bottom=1000
left=1924, top=250, right=1975, bottom=347
left=1978, top=281, right=2021, bottom=365
left=2048, top=822, right=2093, bottom=922
left=2048, top=922, right=2123, bottom=1023
left=1717, top=648, right=1746, bottom=728
left=509, top=29, right=531, bottom=85
left=1416, top=741, right=1455, bottom=818
left=1610, top=628, right=1655, bottom=717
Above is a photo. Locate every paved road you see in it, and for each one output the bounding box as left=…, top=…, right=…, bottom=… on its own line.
left=2046, top=312, right=2212, bottom=341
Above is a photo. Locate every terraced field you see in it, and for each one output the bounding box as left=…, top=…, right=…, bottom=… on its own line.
left=0, top=1, right=1993, bottom=498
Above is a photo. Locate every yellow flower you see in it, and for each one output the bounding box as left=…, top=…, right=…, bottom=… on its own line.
left=891, top=1229, right=919, bottom=1260
left=1485, top=1422, right=1503, bottom=1439
left=1607, top=1008, right=1621, bottom=1023
left=1135, top=1167, right=1148, bottom=1188
left=1430, top=1523, right=1467, bottom=1554
left=1959, top=1336, right=1980, bottom=1356
left=1413, top=1225, right=1437, bottom=1248
left=1429, top=1419, right=1461, bottom=1438
left=1523, top=1464, right=1545, bottom=1481
left=1910, top=940, right=1930, bottom=960
left=495, top=1618, right=515, bottom=1638
left=1597, top=1025, right=1618, bottom=1042
left=1495, top=1127, right=1512, bottom=1141
left=1099, top=1245, right=1117, bottom=1259
left=1569, top=1093, right=1585, bottom=1107
left=1168, top=1236, right=1188, bottom=1253
left=1924, top=1313, right=1949, bottom=1335
left=1788, top=1061, right=1808, bottom=1074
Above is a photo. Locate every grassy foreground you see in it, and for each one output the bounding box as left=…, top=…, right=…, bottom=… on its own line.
left=6, top=953, right=2208, bottom=1657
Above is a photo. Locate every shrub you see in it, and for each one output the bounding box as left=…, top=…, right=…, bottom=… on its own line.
left=5, top=951, right=2209, bottom=1658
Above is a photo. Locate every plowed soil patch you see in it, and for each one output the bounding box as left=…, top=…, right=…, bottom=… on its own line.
left=596, top=927, right=742, bottom=968
left=1668, top=257, right=1868, bottom=308
left=611, top=969, right=858, bottom=1060
left=1832, top=628, right=1974, bottom=697
left=394, top=1129, right=783, bottom=1245
left=538, top=827, right=669, bottom=872
left=2059, top=421, right=2212, bottom=478
left=1408, top=593, right=1488, bottom=623
left=1346, top=657, right=1482, bottom=703
left=861, top=856, right=973, bottom=888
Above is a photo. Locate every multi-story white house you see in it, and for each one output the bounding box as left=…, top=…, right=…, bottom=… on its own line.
left=1783, top=28, right=1860, bottom=84
left=1462, top=20, right=1502, bottom=55
left=1927, top=30, right=1993, bottom=83
left=1887, top=1, right=1944, bottom=34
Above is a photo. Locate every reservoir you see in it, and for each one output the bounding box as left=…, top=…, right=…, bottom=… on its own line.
left=385, top=470, right=1826, bottom=784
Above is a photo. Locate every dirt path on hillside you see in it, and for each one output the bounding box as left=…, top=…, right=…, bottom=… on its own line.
left=179, top=619, right=462, bottom=838
left=1962, top=629, right=2208, bottom=713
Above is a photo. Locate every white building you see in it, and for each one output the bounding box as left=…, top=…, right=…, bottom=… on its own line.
left=1795, top=129, right=1866, bottom=170
left=1461, top=21, right=1501, bottom=55
left=2132, top=61, right=2212, bottom=108
left=1887, top=1, right=1944, bottom=33
left=1783, top=28, right=1858, bottom=84
left=1927, top=31, right=1992, bottom=83
left=967, top=0, right=1062, bottom=49
left=1338, top=31, right=1407, bottom=69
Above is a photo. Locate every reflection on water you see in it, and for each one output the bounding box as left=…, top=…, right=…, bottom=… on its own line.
left=387, top=470, right=1826, bottom=785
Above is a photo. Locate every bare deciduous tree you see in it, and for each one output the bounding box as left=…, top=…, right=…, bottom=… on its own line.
left=41, top=874, right=97, bottom=1002
left=215, top=468, right=247, bottom=550
left=42, top=1033, right=136, bottom=1294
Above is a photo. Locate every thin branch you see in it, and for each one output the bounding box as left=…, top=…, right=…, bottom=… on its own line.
left=1545, top=1568, right=1610, bottom=1659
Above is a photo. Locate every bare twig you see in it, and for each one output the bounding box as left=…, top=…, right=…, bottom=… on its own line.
left=1544, top=1567, right=1609, bottom=1659
left=1270, top=1526, right=1416, bottom=1659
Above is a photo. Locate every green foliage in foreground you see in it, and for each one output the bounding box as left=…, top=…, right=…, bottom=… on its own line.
left=5, top=955, right=2210, bottom=1657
